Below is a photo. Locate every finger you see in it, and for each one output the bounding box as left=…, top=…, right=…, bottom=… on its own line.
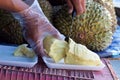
left=72, top=0, right=84, bottom=15
left=66, top=0, right=73, bottom=14
left=81, top=0, right=86, bottom=13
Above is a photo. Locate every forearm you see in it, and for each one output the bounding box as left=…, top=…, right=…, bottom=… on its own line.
left=0, top=0, right=29, bottom=12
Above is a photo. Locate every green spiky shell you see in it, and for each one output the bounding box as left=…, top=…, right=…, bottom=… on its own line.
left=94, top=0, right=117, bottom=32
left=0, top=0, right=52, bottom=44
left=38, top=0, right=53, bottom=22
left=53, top=0, right=117, bottom=51
left=0, top=10, right=24, bottom=44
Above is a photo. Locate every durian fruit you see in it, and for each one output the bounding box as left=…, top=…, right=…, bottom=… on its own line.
left=43, top=35, right=68, bottom=62
left=14, top=44, right=35, bottom=58
left=53, top=0, right=117, bottom=51
left=0, top=0, right=53, bottom=44
left=65, top=38, right=102, bottom=66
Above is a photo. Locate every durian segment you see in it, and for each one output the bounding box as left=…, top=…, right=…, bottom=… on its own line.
left=14, top=44, right=26, bottom=57
left=64, top=38, right=102, bottom=66
left=14, top=44, right=35, bottom=58
left=43, top=35, right=68, bottom=63
left=43, top=36, right=102, bottom=66
left=43, top=36, right=56, bottom=54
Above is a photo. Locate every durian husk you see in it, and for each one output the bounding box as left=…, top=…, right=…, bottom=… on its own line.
left=0, top=0, right=53, bottom=44
left=93, top=0, right=117, bottom=32
left=0, top=10, right=24, bottom=44
left=53, top=0, right=117, bottom=51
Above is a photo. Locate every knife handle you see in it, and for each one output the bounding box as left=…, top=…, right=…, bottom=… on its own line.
left=72, top=8, right=76, bottom=18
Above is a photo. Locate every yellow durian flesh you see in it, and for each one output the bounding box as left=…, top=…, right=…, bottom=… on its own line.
left=14, top=44, right=35, bottom=58
left=65, top=38, right=102, bottom=66
left=43, top=35, right=102, bottom=66
left=43, top=35, right=68, bottom=63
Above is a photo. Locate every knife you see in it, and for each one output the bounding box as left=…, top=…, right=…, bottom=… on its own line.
left=65, top=9, right=76, bottom=42
left=70, top=8, right=76, bottom=36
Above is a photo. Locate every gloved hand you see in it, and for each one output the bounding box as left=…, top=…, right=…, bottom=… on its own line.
left=66, top=0, right=86, bottom=15
left=12, top=0, right=65, bottom=57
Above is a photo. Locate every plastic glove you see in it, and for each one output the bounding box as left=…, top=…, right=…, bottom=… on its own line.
left=12, top=0, right=65, bottom=57
left=66, top=0, right=86, bottom=15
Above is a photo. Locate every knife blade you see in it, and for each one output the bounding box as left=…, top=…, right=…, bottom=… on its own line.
left=65, top=9, right=76, bottom=42
left=70, top=8, right=76, bottom=37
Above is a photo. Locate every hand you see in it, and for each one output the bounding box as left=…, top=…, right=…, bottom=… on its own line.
left=66, top=0, right=86, bottom=15
left=12, top=0, right=64, bottom=57
left=24, top=11, right=64, bottom=57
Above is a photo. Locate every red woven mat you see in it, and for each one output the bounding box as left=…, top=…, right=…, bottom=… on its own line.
left=0, top=58, right=118, bottom=80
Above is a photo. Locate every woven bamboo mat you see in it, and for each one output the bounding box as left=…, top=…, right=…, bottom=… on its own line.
left=0, top=58, right=118, bottom=80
